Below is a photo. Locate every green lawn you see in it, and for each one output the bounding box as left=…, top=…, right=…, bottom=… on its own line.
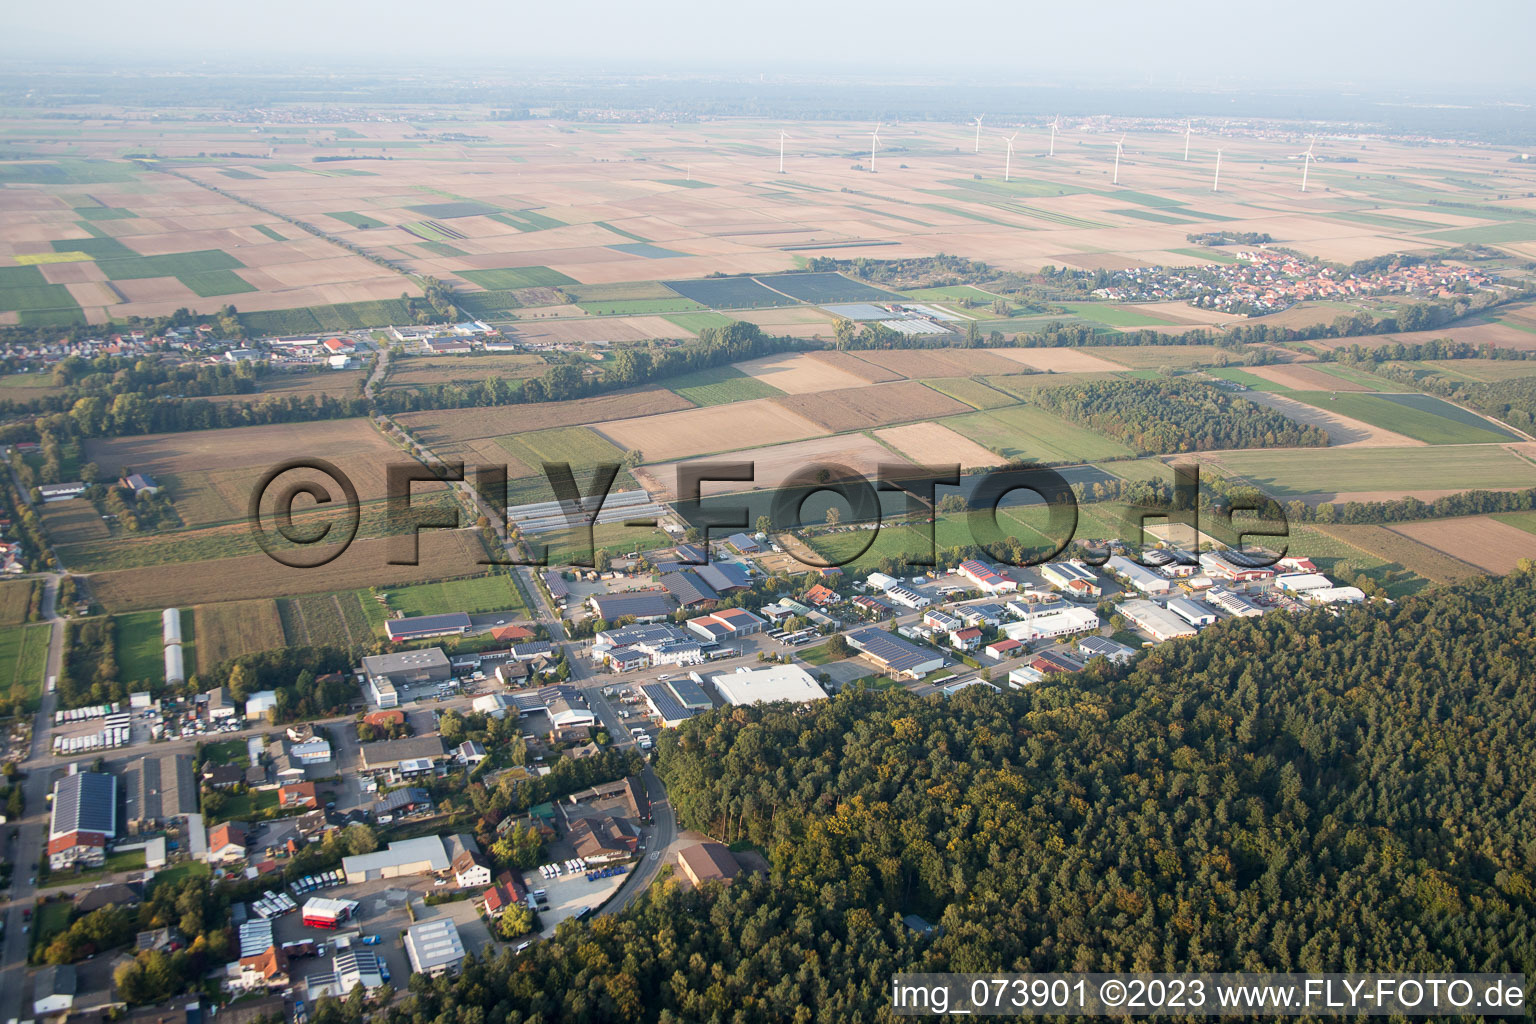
left=384, top=575, right=526, bottom=618
left=1284, top=391, right=1519, bottom=445
left=209, top=788, right=278, bottom=824
left=1214, top=446, right=1536, bottom=499
left=33, top=900, right=72, bottom=945
left=944, top=405, right=1134, bottom=464
left=666, top=366, right=783, bottom=406
left=1204, top=367, right=1288, bottom=392
left=200, top=738, right=251, bottom=766
left=150, top=861, right=211, bottom=891
left=105, top=848, right=147, bottom=873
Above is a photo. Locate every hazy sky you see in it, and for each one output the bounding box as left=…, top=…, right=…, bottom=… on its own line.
left=10, top=0, right=1536, bottom=94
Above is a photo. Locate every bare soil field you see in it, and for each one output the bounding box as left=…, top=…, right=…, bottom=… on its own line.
left=735, top=352, right=883, bottom=393
left=596, top=397, right=829, bottom=461
left=397, top=389, right=694, bottom=445
left=633, top=433, right=912, bottom=501
left=1246, top=364, right=1372, bottom=391
left=848, top=348, right=1024, bottom=378
left=40, top=502, right=112, bottom=544
left=874, top=421, right=1007, bottom=470
left=387, top=353, right=547, bottom=388
left=88, top=529, right=491, bottom=611
left=1238, top=391, right=1424, bottom=448
left=772, top=381, right=971, bottom=433
left=83, top=418, right=413, bottom=527
left=1384, top=516, right=1536, bottom=574
left=991, top=348, right=1126, bottom=372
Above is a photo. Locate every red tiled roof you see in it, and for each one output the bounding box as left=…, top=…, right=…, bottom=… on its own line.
left=47, top=830, right=107, bottom=855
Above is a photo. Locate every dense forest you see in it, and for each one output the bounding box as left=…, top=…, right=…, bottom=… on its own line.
left=295, top=571, right=1536, bottom=1024
left=1032, top=378, right=1330, bottom=453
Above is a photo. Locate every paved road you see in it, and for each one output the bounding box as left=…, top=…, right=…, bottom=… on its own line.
left=0, top=574, right=66, bottom=1024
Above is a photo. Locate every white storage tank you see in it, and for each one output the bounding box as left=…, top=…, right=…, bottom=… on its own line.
left=162, top=607, right=183, bottom=646
left=164, top=644, right=185, bottom=684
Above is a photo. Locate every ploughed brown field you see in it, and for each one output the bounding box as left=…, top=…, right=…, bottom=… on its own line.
left=770, top=380, right=972, bottom=432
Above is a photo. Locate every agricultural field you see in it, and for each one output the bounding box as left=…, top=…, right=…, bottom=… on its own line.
left=0, top=623, right=51, bottom=711
left=664, top=365, right=784, bottom=406
left=664, top=277, right=799, bottom=309
left=946, top=404, right=1135, bottom=464
left=1283, top=391, right=1521, bottom=445
left=921, top=377, right=1024, bottom=409
left=385, top=353, right=548, bottom=389
left=1203, top=446, right=1536, bottom=501
left=770, top=381, right=971, bottom=433
left=1382, top=515, right=1536, bottom=575
left=0, top=580, right=36, bottom=626
left=193, top=599, right=287, bottom=667
left=278, top=591, right=377, bottom=649
left=1314, top=523, right=1487, bottom=586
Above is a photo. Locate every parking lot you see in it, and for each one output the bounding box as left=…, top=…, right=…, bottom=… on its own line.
left=524, top=859, right=630, bottom=935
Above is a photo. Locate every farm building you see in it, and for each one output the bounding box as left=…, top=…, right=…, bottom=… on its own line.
left=710, top=664, right=829, bottom=706
left=1119, top=600, right=1197, bottom=642
left=385, top=612, right=472, bottom=643
left=245, top=690, right=278, bottom=720
left=162, top=607, right=183, bottom=645
left=360, top=735, right=447, bottom=773
left=205, top=686, right=237, bottom=719
left=1275, top=573, right=1335, bottom=593
left=38, top=482, right=87, bottom=502
left=32, top=965, right=77, bottom=1015
left=164, top=645, right=185, bottom=685
left=120, top=472, right=159, bottom=495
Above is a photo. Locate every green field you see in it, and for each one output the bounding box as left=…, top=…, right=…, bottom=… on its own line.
left=1285, top=391, right=1519, bottom=444
left=96, top=249, right=245, bottom=281
left=663, top=311, right=738, bottom=333
left=455, top=290, right=523, bottom=316
left=666, top=365, right=783, bottom=406
left=0, top=623, right=50, bottom=712
left=1490, top=510, right=1536, bottom=536
left=0, top=159, right=140, bottom=185
left=328, top=211, right=387, bottom=229
left=1422, top=222, right=1536, bottom=245
left=114, top=609, right=169, bottom=685
left=461, top=266, right=577, bottom=290
left=417, top=241, right=467, bottom=257
left=384, top=575, right=526, bottom=618
left=575, top=298, right=706, bottom=315
left=1169, top=247, right=1240, bottom=264
left=922, top=377, right=1016, bottom=409
left=1081, top=345, right=1237, bottom=369
left=238, top=298, right=417, bottom=335
left=945, top=405, right=1134, bottom=464
left=1414, top=359, right=1536, bottom=383
left=540, top=519, right=668, bottom=566
left=74, top=206, right=136, bottom=221
left=1284, top=524, right=1432, bottom=600
left=408, top=200, right=502, bottom=219
left=278, top=591, right=376, bottom=649
left=497, top=425, right=629, bottom=468
left=179, top=269, right=257, bottom=297
left=1204, top=367, right=1288, bottom=392
left=1213, top=446, right=1536, bottom=499
left=565, top=282, right=680, bottom=302
left=805, top=507, right=1064, bottom=573
left=252, top=224, right=286, bottom=241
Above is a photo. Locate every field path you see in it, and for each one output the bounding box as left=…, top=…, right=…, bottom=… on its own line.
left=1241, top=390, right=1424, bottom=448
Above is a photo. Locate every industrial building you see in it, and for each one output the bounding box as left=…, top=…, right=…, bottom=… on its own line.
left=1106, top=556, right=1173, bottom=595
left=1167, top=597, right=1218, bottom=627
left=1039, top=561, right=1103, bottom=597
left=589, top=590, right=677, bottom=622
left=1206, top=587, right=1264, bottom=618
left=342, top=835, right=452, bottom=883
left=301, top=896, right=359, bottom=930
left=404, top=918, right=466, bottom=978
left=710, top=664, right=829, bottom=706
left=361, top=647, right=453, bottom=707
left=1077, top=636, right=1138, bottom=664
left=47, top=770, right=118, bottom=870
left=1002, top=604, right=1101, bottom=643
left=641, top=677, right=714, bottom=726
left=359, top=735, right=447, bottom=773
left=845, top=628, right=945, bottom=679
left=957, top=559, right=1019, bottom=594
left=1119, top=600, right=1198, bottom=642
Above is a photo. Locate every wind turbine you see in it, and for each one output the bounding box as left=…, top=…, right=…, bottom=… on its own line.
left=1212, top=148, right=1223, bottom=193
left=778, top=130, right=788, bottom=174
left=1048, top=116, right=1060, bottom=157
left=869, top=122, right=882, bottom=173
left=972, top=114, right=984, bottom=154
left=1184, top=120, right=1193, bottom=161
left=1003, top=132, right=1018, bottom=182
left=1300, top=136, right=1316, bottom=192
left=1112, top=133, right=1125, bottom=186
